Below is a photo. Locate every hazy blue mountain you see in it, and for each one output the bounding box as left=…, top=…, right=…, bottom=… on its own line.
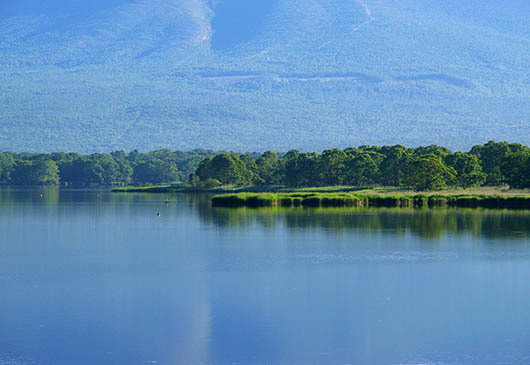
left=0, top=0, right=529, bottom=152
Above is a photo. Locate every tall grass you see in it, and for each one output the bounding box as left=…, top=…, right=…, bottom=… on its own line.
left=211, top=192, right=530, bottom=209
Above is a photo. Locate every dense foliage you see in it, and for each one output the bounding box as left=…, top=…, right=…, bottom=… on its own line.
left=0, top=149, right=218, bottom=186
left=192, top=141, right=530, bottom=191
left=2, top=141, right=528, bottom=190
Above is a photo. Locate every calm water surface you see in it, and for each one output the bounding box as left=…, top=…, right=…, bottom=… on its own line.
left=1, top=188, right=530, bottom=365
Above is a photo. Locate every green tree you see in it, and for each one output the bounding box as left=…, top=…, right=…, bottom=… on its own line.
left=279, top=150, right=302, bottom=187
left=319, top=149, right=347, bottom=186
left=343, top=149, right=381, bottom=186
left=256, top=151, right=279, bottom=185
left=11, top=159, right=59, bottom=185
left=172, top=149, right=219, bottom=179
left=0, top=153, right=15, bottom=184
left=470, top=141, right=511, bottom=185
left=75, top=156, right=106, bottom=185
left=279, top=150, right=319, bottom=187
left=508, top=143, right=530, bottom=154
left=501, top=150, right=530, bottom=189
left=114, top=158, right=133, bottom=185
left=378, top=145, right=410, bottom=186
left=413, top=145, right=451, bottom=158
left=195, top=153, right=253, bottom=186
left=132, top=159, right=179, bottom=185
left=239, top=154, right=260, bottom=184
left=35, top=160, right=60, bottom=185
left=406, top=154, right=456, bottom=191
left=445, top=152, right=486, bottom=188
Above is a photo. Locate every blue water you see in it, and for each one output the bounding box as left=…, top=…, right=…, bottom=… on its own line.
left=1, top=188, right=530, bottom=364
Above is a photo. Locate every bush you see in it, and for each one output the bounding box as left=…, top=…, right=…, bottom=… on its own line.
left=203, top=178, right=223, bottom=188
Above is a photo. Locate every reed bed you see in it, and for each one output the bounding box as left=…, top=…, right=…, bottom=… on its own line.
left=211, top=192, right=530, bottom=209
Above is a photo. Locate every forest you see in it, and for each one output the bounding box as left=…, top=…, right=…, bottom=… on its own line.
left=2, top=0, right=530, bottom=153
left=0, top=149, right=218, bottom=186
left=0, top=141, right=529, bottom=190
left=192, top=141, right=530, bottom=191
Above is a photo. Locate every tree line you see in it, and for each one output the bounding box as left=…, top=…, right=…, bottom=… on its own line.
left=0, top=149, right=218, bottom=186
left=192, top=141, right=530, bottom=191
left=1, top=141, right=528, bottom=190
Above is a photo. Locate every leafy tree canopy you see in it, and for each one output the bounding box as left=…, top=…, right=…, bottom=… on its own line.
left=406, top=154, right=456, bottom=191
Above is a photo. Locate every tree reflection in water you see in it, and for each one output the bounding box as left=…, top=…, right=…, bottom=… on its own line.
left=199, top=205, right=530, bottom=240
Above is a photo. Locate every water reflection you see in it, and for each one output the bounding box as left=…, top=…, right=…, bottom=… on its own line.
left=1, top=189, right=528, bottom=241
left=201, top=206, right=530, bottom=240
left=1, top=189, right=530, bottom=364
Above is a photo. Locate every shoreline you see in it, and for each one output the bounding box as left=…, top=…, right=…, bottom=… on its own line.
left=110, top=185, right=371, bottom=194
left=110, top=184, right=530, bottom=209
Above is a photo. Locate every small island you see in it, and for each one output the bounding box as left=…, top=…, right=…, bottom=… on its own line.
left=210, top=190, right=530, bottom=209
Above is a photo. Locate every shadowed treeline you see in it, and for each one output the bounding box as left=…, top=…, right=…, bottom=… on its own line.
left=0, top=149, right=218, bottom=186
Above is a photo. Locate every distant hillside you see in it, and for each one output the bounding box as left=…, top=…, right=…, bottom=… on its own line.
left=0, top=0, right=529, bottom=152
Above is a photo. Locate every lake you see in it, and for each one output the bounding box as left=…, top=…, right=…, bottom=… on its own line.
left=1, top=188, right=530, bottom=365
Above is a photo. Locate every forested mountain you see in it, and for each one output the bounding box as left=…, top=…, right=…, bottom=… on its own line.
left=1, top=0, right=529, bottom=152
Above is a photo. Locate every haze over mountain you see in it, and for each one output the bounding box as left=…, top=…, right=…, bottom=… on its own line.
left=1, top=0, right=529, bottom=152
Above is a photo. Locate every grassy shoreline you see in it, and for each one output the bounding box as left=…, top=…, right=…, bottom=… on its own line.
left=111, top=184, right=530, bottom=209
left=211, top=191, right=530, bottom=209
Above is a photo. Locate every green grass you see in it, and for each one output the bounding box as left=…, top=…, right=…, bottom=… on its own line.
left=113, top=185, right=530, bottom=200
left=211, top=191, right=530, bottom=209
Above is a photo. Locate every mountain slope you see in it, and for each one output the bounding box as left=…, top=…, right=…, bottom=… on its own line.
left=0, top=0, right=211, bottom=66
left=0, top=0, right=529, bottom=152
